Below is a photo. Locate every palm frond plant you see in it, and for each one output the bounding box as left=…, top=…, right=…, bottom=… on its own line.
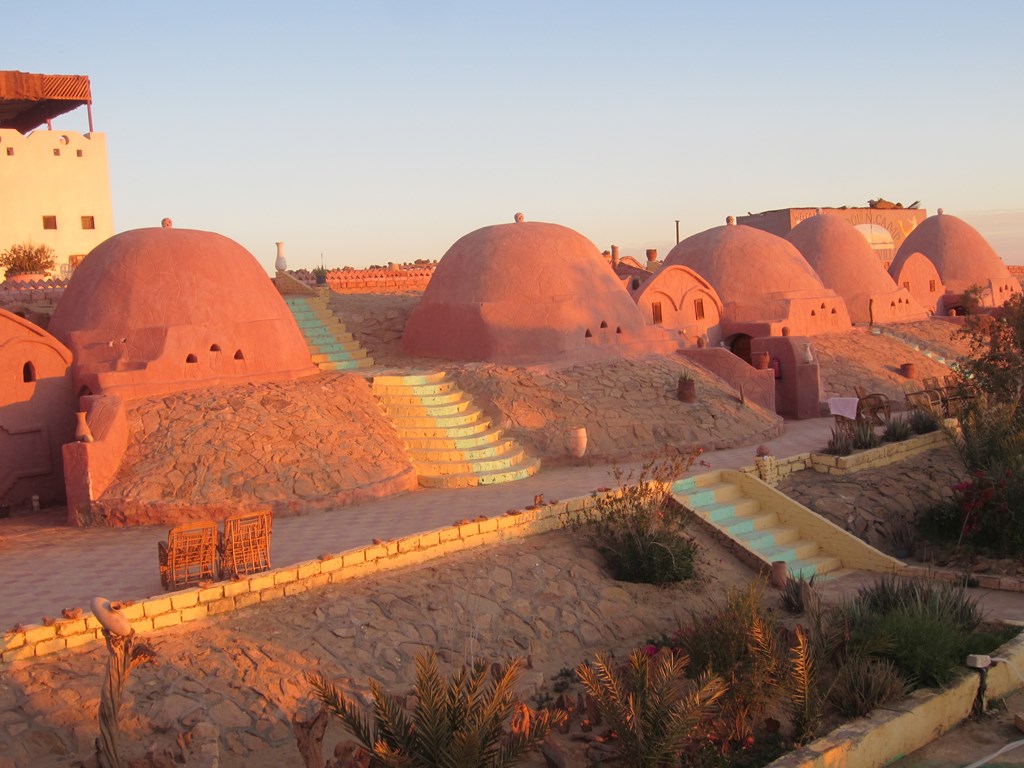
left=577, top=648, right=726, bottom=768
left=309, top=650, right=560, bottom=767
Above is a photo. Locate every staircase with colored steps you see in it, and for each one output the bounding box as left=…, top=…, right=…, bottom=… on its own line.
left=284, top=295, right=374, bottom=372
left=672, top=469, right=903, bottom=580
left=372, top=371, right=540, bottom=488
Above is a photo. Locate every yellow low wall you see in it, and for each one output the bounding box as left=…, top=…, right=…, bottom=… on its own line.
left=771, top=632, right=1024, bottom=768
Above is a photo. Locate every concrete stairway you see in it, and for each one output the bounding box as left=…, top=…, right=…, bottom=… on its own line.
left=673, top=469, right=904, bottom=580
left=372, top=371, right=540, bottom=488
left=284, top=295, right=374, bottom=372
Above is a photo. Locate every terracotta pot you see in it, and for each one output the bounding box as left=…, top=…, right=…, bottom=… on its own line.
left=752, top=351, right=770, bottom=370
left=569, top=427, right=588, bottom=458
left=678, top=379, right=697, bottom=403
left=770, top=561, right=789, bottom=589
left=900, top=363, right=916, bottom=379
left=74, top=411, right=94, bottom=443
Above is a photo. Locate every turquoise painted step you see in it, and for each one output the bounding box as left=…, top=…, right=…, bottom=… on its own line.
left=402, top=428, right=505, bottom=451
left=693, top=498, right=761, bottom=523
left=312, top=348, right=368, bottom=363
left=380, top=391, right=464, bottom=407
left=308, top=339, right=358, bottom=354
left=374, top=382, right=457, bottom=396
left=787, top=556, right=842, bottom=580
left=394, top=407, right=484, bottom=429
left=416, top=445, right=526, bottom=475
left=384, top=397, right=473, bottom=418
left=372, top=371, right=447, bottom=386
left=318, top=358, right=373, bottom=371
left=418, top=458, right=540, bottom=489
left=397, top=420, right=493, bottom=440
left=759, top=540, right=822, bottom=564
left=734, top=526, right=800, bottom=550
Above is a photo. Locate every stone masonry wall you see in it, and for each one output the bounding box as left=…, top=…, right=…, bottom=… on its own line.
left=90, top=374, right=417, bottom=526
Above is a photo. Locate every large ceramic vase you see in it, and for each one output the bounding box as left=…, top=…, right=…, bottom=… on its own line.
left=752, top=351, right=770, bottom=370
left=569, top=427, right=588, bottom=458
left=74, top=411, right=94, bottom=442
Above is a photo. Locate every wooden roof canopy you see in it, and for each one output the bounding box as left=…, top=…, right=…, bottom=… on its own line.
left=0, top=70, right=93, bottom=134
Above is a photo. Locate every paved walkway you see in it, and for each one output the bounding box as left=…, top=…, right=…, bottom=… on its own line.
left=5, top=415, right=1024, bottom=634
left=0, top=417, right=836, bottom=631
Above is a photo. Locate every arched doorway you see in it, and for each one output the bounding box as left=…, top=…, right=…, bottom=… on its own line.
left=729, top=333, right=753, bottom=365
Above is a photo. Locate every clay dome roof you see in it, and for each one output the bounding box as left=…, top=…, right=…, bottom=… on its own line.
left=49, top=228, right=314, bottom=397
left=785, top=214, right=901, bottom=296
left=891, top=211, right=1012, bottom=293
left=402, top=219, right=668, bottom=363
left=663, top=223, right=825, bottom=306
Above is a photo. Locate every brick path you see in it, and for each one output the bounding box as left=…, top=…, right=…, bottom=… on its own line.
left=0, top=418, right=838, bottom=631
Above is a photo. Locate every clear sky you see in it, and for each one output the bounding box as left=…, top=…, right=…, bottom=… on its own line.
left=8, top=1, right=1024, bottom=271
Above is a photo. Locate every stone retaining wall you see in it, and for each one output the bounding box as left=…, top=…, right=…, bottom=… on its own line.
left=0, top=491, right=601, bottom=666
left=808, top=431, right=948, bottom=475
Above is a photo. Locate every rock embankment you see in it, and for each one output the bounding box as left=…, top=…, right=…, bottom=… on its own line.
left=94, top=375, right=417, bottom=526
left=777, top=445, right=965, bottom=554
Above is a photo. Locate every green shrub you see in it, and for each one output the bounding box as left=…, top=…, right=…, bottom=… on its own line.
left=881, top=417, right=911, bottom=443
left=309, top=651, right=560, bottom=767
left=851, top=577, right=984, bottom=632
left=577, top=648, right=726, bottom=768
left=567, top=452, right=700, bottom=585
left=852, top=420, right=879, bottom=450
left=852, top=607, right=967, bottom=687
left=780, top=573, right=819, bottom=616
left=824, top=426, right=853, bottom=456
left=908, top=408, right=940, bottom=434
left=672, top=583, right=785, bottom=747
left=826, top=656, right=907, bottom=718
left=0, top=242, right=56, bottom=278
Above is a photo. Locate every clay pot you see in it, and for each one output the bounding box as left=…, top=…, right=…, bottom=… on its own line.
left=802, top=342, right=814, bottom=364
left=678, top=379, right=697, bottom=403
left=274, top=242, right=287, bottom=272
left=74, top=411, right=94, bottom=443
left=569, top=427, right=588, bottom=458
left=91, top=596, right=132, bottom=636
left=6, top=273, right=46, bottom=284
left=900, top=363, right=916, bottom=379
left=770, top=561, right=789, bottom=589
left=752, top=351, right=770, bottom=370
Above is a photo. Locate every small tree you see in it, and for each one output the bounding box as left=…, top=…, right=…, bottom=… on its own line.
left=0, top=242, right=57, bottom=278
left=957, top=292, right=1024, bottom=407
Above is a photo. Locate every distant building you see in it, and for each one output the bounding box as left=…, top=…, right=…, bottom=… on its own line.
left=739, top=204, right=927, bottom=267
left=0, top=71, right=113, bottom=276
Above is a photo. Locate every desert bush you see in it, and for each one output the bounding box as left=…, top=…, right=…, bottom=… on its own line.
left=672, top=582, right=788, bottom=748
left=834, top=577, right=995, bottom=688
left=826, top=657, right=907, bottom=718
left=824, top=426, right=853, bottom=456
left=566, top=452, right=700, bottom=585
left=577, top=648, right=726, bottom=768
left=852, top=420, right=879, bottom=450
left=780, top=573, right=819, bottom=616
left=309, top=651, right=559, bottom=767
left=956, top=292, right=1024, bottom=406
left=881, top=417, right=911, bottom=443
left=907, top=408, right=940, bottom=434
left=0, top=241, right=56, bottom=278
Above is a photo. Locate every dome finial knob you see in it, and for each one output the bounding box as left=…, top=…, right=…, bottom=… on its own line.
left=514, top=212, right=525, bottom=223
left=726, top=215, right=735, bottom=226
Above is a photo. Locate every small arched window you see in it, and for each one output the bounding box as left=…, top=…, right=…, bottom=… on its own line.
left=210, top=344, right=221, bottom=352
left=234, top=349, right=245, bottom=360
left=23, top=361, right=36, bottom=382
left=185, top=353, right=198, bottom=364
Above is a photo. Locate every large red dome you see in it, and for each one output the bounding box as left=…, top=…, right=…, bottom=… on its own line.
left=786, top=214, right=926, bottom=323
left=49, top=228, right=315, bottom=399
left=402, top=218, right=675, bottom=363
left=891, top=211, right=1016, bottom=295
left=664, top=224, right=826, bottom=307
